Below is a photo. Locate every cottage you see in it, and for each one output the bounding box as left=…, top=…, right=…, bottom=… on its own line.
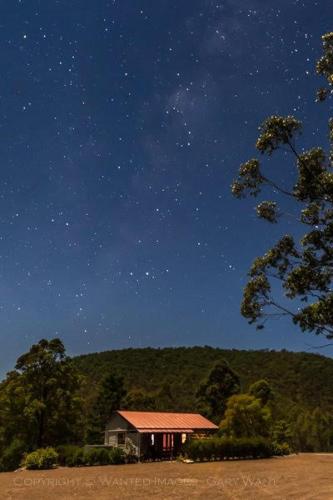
left=104, top=410, right=218, bottom=460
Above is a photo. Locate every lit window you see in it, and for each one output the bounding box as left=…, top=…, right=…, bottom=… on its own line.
left=181, top=433, right=187, bottom=444
left=151, top=433, right=155, bottom=445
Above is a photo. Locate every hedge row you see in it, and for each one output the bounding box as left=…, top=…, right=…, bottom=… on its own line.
left=0, top=444, right=128, bottom=471
left=2, top=439, right=288, bottom=471
left=184, top=437, right=274, bottom=461
left=56, top=445, right=126, bottom=467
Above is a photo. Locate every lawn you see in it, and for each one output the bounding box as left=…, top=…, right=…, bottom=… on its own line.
left=1, top=454, right=332, bottom=499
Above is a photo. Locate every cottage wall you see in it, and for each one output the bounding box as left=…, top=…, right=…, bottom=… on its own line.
left=105, top=413, right=133, bottom=432
left=104, top=413, right=141, bottom=456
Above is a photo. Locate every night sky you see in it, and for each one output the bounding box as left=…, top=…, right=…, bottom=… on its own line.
left=0, top=0, right=332, bottom=376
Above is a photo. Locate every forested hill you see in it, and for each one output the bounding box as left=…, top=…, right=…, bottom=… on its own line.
left=73, top=346, right=333, bottom=416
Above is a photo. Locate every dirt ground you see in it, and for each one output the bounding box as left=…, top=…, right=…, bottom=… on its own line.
left=1, top=454, right=333, bottom=499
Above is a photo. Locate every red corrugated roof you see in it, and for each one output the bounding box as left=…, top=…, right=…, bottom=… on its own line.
left=117, top=411, right=218, bottom=431
left=137, top=428, right=194, bottom=434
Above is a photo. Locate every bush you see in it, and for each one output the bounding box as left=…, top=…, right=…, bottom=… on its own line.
left=185, top=437, right=274, bottom=461
left=84, top=447, right=110, bottom=466
left=72, top=448, right=86, bottom=467
left=56, top=445, right=83, bottom=467
left=273, top=442, right=291, bottom=456
left=108, top=447, right=125, bottom=465
left=0, top=439, right=27, bottom=472
left=24, top=448, right=58, bottom=470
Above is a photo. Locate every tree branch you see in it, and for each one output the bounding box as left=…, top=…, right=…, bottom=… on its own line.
left=261, top=175, right=295, bottom=198
left=267, top=300, right=333, bottom=337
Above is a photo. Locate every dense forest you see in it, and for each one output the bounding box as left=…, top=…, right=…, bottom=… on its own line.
left=74, top=346, right=333, bottom=417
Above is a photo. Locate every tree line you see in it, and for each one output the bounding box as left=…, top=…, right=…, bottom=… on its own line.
left=1, top=338, right=333, bottom=470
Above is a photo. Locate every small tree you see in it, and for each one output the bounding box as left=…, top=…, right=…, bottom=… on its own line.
left=196, top=360, right=240, bottom=422
left=0, top=339, right=83, bottom=450
left=220, top=394, right=271, bottom=439
left=87, top=372, right=127, bottom=443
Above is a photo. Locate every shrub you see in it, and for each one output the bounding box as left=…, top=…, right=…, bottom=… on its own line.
left=273, top=442, right=291, bottom=456
left=97, top=448, right=112, bottom=465
left=108, top=447, right=125, bottom=465
left=83, top=447, right=125, bottom=466
left=82, top=448, right=97, bottom=466
left=56, top=445, right=82, bottom=467
left=185, top=437, right=274, bottom=461
left=84, top=447, right=110, bottom=466
left=124, top=440, right=138, bottom=463
left=0, top=439, right=27, bottom=472
left=72, top=448, right=86, bottom=467
left=24, top=448, right=58, bottom=470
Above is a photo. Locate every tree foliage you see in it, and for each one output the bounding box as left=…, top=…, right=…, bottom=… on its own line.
left=293, top=408, right=333, bottom=452
left=272, top=419, right=293, bottom=447
left=220, top=394, right=272, bottom=438
left=94, top=372, right=127, bottom=426
left=248, top=379, right=273, bottom=406
left=86, top=371, right=127, bottom=444
left=196, top=360, right=240, bottom=421
left=232, top=32, right=333, bottom=338
left=0, top=339, right=82, bottom=455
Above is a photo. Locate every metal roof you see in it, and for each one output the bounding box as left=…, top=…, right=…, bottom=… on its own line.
left=117, top=411, right=218, bottom=431
left=137, top=428, right=194, bottom=434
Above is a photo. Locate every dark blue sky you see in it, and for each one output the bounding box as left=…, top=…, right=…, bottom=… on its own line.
left=0, top=0, right=332, bottom=376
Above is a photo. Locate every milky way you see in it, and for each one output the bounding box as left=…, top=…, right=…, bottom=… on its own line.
left=0, top=0, right=332, bottom=375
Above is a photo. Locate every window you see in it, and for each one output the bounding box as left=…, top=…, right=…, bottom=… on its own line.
left=151, top=433, right=155, bottom=445
left=117, top=432, right=125, bottom=445
left=181, top=433, right=187, bottom=444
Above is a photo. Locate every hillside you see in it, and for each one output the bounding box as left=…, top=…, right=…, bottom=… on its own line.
left=73, top=346, right=333, bottom=417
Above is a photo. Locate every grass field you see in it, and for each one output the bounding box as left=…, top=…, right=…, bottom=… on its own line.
left=1, top=454, right=332, bottom=499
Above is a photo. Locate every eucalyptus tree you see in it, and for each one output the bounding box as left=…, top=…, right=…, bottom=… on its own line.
left=232, top=33, right=333, bottom=339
